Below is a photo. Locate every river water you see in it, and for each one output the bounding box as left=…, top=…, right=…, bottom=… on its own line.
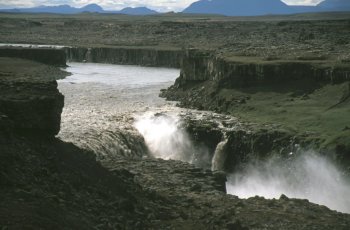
left=57, top=62, right=350, bottom=214
left=57, top=62, right=182, bottom=161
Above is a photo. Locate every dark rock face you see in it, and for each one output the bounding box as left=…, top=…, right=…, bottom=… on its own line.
left=175, top=49, right=350, bottom=88
left=0, top=58, right=66, bottom=137
left=66, top=47, right=183, bottom=68
left=161, top=49, right=350, bottom=171
left=0, top=133, right=153, bottom=229
left=3, top=132, right=350, bottom=229
left=183, top=112, right=297, bottom=172
left=0, top=47, right=67, bottom=67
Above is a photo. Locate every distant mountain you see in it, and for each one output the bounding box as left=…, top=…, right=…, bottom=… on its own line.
left=80, top=4, right=104, bottom=13
left=318, top=0, right=350, bottom=11
left=2, top=4, right=79, bottom=14
left=0, top=4, right=158, bottom=15
left=119, top=7, right=158, bottom=15
left=183, top=0, right=293, bottom=16
left=182, top=0, right=350, bottom=16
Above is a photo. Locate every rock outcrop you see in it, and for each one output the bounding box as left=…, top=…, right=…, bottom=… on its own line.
left=3, top=130, right=350, bottom=229
left=66, top=47, right=183, bottom=68
left=174, top=49, right=350, bottom=88
left=0, top=57, right=67, bottom=137
left=162, top=49, right=350, bottom=170
left=0, top=47, right=67, bottom=66
left=183, top=112, right=297, bottom=172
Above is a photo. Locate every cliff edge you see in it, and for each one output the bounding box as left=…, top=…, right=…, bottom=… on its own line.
left=0, top=57, right=67, bottom=136
left=161, top=50, right=350, bottom=169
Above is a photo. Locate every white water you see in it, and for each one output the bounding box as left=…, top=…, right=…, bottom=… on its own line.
left=211, top=137, right=228, bottom=171
left=135, top=111, right=350, bottom=214
left=135, top=112, right=192, bottom=160
left=226, top=151, right=350, bottom=213
left=57, top=62, right=180, bottom=159
left=134, top=111, right=212, bottom=168
left=58, top=62, right=350, bottom=214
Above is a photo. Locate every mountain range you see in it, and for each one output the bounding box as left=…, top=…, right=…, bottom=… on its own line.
left=183, top=0, right=291, bottom=16
left=0, top=4, right=158, bottom=15
left=0, top=0, right=350, bottom=16
left=183, top=0, right=350, bottom=16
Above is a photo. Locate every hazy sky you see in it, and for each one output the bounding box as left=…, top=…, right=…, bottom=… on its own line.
left=0, top=0, right=326, bottom=12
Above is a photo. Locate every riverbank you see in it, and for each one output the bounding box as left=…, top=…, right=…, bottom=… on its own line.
left=1, top=13, right=349, bottom=158
left=1, top=56, right=350, bottom=229
left=1, top=12, right=350, bottom=228
left=161, top=50, right=350, bottom=170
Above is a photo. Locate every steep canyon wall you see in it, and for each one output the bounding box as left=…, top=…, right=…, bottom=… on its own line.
left=0, top=57, right=66, bottom=137
left=65, top=47, right=183, bottom=68
left=176, top=49, right=350, bottom=87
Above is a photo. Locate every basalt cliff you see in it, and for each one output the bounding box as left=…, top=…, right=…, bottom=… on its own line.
left=161, top=49, right=350, bottom=172
left=66, top=46, right=183, bottom=68
left=1, top=13, right=350, bottom=229
left=0, top=45, right=350, bottom=229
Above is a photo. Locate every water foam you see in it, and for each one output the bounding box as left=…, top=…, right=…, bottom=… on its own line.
left=134, top=111, right=211, bottom=168
left=226, top=151, right=350, bottom=213
left=211, top=137, right=228, bottom=171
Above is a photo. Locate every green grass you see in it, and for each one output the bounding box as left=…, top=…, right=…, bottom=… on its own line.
left=219, top=81, right=350, bottom=149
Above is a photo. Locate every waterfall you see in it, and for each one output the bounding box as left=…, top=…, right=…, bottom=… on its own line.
left=59, top=125, right=149, bottom=162
left=134, top=112, right=194, bottom=161
left=134, top=111, right=212, bottom=168
left=211, top=136, right=228, bottom=171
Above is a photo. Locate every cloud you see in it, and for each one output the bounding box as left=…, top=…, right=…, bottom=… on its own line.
left=282, top=0, right=323, bottom=5
left=0, top=0, right=326, bottom=11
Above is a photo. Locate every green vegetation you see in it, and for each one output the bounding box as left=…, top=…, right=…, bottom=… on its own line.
left=222, top=82, right=350, bottom=148
left=174, top=79, right=350, bottom=153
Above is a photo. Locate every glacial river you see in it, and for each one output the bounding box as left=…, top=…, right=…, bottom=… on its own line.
left=57, top=62, right=350, bottom=214
left=57, top=62, right=183, bottom=160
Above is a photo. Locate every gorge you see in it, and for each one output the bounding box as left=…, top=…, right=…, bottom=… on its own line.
left=1, top=12, right=350, bottom=229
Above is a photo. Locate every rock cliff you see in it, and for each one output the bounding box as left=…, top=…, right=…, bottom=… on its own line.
left=0, top=57, right=67, bottom=137
left=0, top=47, right=67, bottom=66
left=66, top=47, right=183, bottom=68
left=174, top=49, right=350, bottom=87
left=162, top=49, right=350, bottom=170
left=183, top=113, right=297, bottom=172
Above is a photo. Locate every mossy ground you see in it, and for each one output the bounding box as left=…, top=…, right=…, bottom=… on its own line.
left=1, top=12, right=350, bottom=63
left=191, top=80, right=350, bottom=152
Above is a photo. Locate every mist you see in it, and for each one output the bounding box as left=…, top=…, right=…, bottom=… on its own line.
left=134, top=111, right=350, bottom=213
left=134, top=111, right=211, bottom=168
left=226, top=151, right=350, bottom=213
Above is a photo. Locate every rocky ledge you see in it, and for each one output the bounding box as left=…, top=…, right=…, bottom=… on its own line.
left=0, top=57, right=67, bottom=136
left=3, top=131, right=350, bottom=229
left=0, top=46, right=67, bottom=66
left=66, top=46, right=183, bottom=68
left=1, top=56, right=350, bottom=229
left=174, top=49, right=350, bottom=86
left=161, top=50, right=350, bottom=170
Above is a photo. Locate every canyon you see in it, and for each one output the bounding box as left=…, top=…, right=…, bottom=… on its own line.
left=1, top=12, right=350, bottom=229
